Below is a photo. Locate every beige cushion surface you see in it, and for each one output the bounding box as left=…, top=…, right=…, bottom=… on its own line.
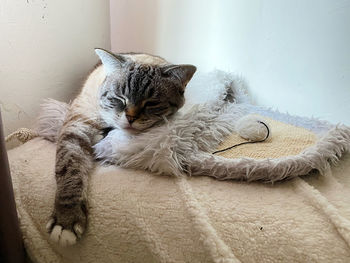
left=8, top=138, right=350, bottom=263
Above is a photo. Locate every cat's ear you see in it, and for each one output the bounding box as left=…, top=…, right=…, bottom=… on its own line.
left=95, top=48, right=126, bottom=75
left=162, top=64, right=197, bottom=87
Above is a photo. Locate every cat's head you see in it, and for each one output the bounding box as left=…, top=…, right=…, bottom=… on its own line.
left=95, top=49, right=196, bottom=132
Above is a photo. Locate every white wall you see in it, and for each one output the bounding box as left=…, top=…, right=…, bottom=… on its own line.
left=110, top=0, right=350, bottom=125
left=0, top=0, right=110, bottom=137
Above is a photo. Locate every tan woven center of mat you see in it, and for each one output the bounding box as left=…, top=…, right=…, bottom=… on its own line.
left=216, top=115, right=317, bottom=159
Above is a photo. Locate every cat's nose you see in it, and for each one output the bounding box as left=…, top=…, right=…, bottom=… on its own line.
left=126, top=115, right=136, bottom=124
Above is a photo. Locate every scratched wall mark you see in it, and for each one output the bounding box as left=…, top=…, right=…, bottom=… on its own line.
left=0, top=101, right=29, bottom=120
left=41, top=0, right=47, bottom=19
left=0, top=100, right=12, bottom=112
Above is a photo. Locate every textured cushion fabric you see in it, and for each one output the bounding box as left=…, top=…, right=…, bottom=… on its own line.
left=8, top=138, right=350, bottom=263
left=216, top=115, right=317, bottom=159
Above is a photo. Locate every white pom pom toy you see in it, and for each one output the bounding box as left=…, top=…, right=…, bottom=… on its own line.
left=236, top=115, right=270, bottom=141
left=212, top=114, right=271, bottom=155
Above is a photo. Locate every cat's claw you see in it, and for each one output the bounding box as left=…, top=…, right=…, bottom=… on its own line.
left=73, top=223, right=84, bottom=239
left=45, top=218, right=55, bottom=231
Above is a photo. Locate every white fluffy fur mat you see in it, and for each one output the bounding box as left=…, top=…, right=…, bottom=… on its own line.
left=35, top=70, right=350, bottom=183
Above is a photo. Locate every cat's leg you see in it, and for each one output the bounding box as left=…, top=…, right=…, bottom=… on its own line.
left=46, top=119, right=99, bottom=246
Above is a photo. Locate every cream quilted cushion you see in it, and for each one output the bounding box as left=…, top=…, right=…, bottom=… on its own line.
left=8, top=138, right=350, bottom=263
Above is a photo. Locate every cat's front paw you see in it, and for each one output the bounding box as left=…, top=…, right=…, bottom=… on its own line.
left=46, top=202, right=87, bottom=246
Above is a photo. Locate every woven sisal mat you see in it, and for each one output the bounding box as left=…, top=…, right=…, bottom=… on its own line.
left=216, top=115, right=317, bottom=159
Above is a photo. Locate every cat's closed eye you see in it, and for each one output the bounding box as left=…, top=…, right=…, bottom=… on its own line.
left=110, top=96, right=126, bottom=110
left=144, top=100, right=160, bottom=108
left=116, top=96, right=126, bottom=105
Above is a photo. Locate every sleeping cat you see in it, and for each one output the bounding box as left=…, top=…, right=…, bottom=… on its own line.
left=46, top=49, right=196, bottom=246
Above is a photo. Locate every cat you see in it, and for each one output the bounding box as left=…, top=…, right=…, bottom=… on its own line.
left=46, top=48, right=196, bottom=246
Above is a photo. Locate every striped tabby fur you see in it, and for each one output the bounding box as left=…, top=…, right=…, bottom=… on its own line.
left=46, top=49, right=196, bottom=246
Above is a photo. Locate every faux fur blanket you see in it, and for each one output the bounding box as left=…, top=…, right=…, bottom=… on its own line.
left=35, top=70, right=350, bottom=183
